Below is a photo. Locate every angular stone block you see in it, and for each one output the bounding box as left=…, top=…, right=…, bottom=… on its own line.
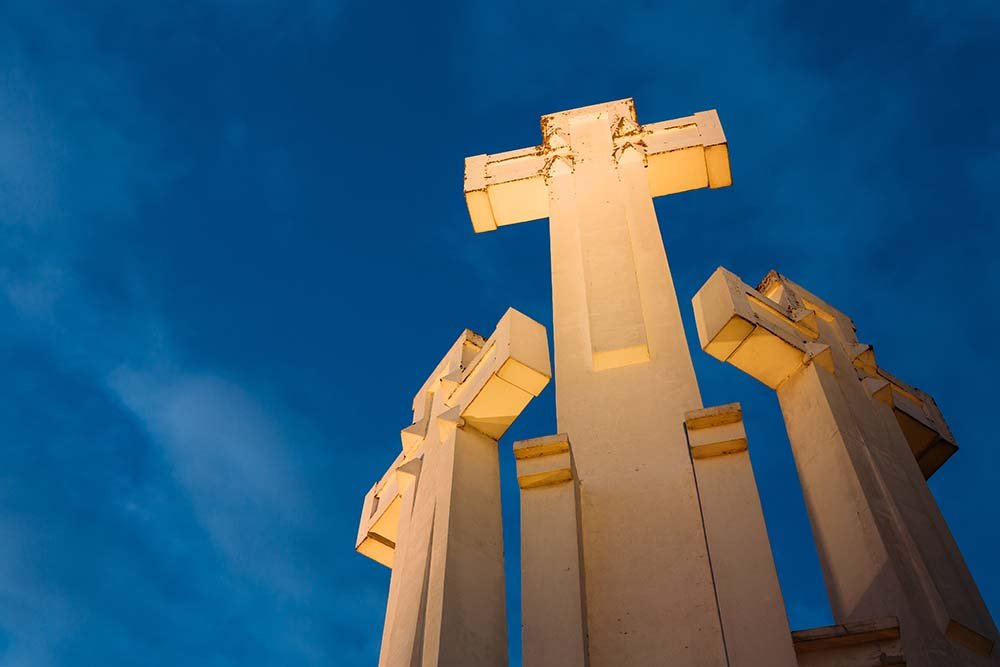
left=686, top=403, right=798, bottom=667
left=513, top=434, right=588, bottom=667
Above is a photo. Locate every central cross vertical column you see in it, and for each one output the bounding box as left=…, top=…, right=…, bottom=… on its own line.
left=465, top=99, right=763, bottom=666
left=542, top=101, right=726, bottom=666
left=546, top=106, right=649, bottom=369
left=476, top=100, right=729, bottom=667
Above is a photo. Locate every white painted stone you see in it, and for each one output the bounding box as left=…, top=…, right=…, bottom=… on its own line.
left=686, top=403, right=799, bottom=667
left=513, top=434, right=589, bottom=667
left=465, top=99, right=784, bottom=666
left=356, top=309, right=551, bottom=667
left=693, top=267, right=999, bottom=666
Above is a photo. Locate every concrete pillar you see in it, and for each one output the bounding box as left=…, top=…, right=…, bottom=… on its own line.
left=685, top=403, right=798, bottom=667
left=513, top=434, right=588, bottom=667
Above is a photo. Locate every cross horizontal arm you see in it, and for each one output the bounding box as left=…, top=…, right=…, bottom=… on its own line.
left=693, top=266, right=832, bottom=389
left=355, top=308, right=551, bottom=567
left=694, top=266, right=958, bottom=476
left=464, top=148, right=548, bottom=233
left=862, top=363, right=958, bottom=478
left=355, top=451, right=405, bottom=567
left=755, top=270, right=960, bottom=477
left=445, top=307, right=551, bottom=439
left=464, top=104, right=732, bottom=233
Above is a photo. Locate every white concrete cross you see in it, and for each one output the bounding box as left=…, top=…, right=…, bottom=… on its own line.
left=694, top=267, right=957, bottom=475
left=694, top=267, right=999, bottom=664
left=463, top=99, right=750, bottom=666
left=356, top=308, right=550, bottom=667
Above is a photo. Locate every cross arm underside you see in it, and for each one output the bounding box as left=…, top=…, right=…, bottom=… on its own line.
left=355, top=451, right=406, bottom=567
left=861, top=366, right=957, bottom=478
left=464, top=109, right=732, bottom=233
left=445, top=307, right=551, bottom=439
left=692, top=266, right=958, bottom=477
left=355, top=308, right=552, bottom=566
left=692, top=266, right=832, bottom=390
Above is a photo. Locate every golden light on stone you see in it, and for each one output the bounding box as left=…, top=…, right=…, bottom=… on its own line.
left=356, top=97, right=999, bottom=667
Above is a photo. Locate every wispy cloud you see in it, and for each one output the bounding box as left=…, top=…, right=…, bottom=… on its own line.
left=108, top=369, right=311, bottom=595
left=0, top=2, right=361, bottom=663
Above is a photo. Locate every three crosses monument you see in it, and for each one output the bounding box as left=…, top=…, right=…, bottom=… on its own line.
left=355, top=98, right=998, bottom=666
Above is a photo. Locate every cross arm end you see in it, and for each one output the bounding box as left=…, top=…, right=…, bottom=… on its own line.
left=463, top=149, right=549, bottom=233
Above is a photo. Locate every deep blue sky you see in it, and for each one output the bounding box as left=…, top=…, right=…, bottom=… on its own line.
left=1, top=1, right=999, bottom=665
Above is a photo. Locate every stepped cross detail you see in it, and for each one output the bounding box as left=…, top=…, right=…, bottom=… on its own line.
left=463, top=100, right=745, bottom=665
left=355, top=308, right=550, bottom=667
left=465, top=99, right=730, bottom=370
left=694, top=267, right=999, bottom=664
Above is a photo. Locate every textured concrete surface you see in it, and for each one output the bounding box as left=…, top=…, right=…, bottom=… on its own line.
left=686, top=403, right=798, bottom=667
left=694, top=267, right=999, bottom=666
left=356, top=308, right=550, bottom=667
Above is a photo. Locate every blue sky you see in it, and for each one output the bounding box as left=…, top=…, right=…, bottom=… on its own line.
left=1, top=1, right=999, bottom=664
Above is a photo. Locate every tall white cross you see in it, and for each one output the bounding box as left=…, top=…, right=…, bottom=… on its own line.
left=355, top=308, right=550, bottom=667
left=694, top=267, right=999, bottom=664
left=465, top=100, right=736, bottom=665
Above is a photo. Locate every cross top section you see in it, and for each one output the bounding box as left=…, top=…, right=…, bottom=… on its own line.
left=694, top=267, right=958, bottom=477
left=465, top=98, right=732, bottom=234
left=355, top=308, right=551, bottom=567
